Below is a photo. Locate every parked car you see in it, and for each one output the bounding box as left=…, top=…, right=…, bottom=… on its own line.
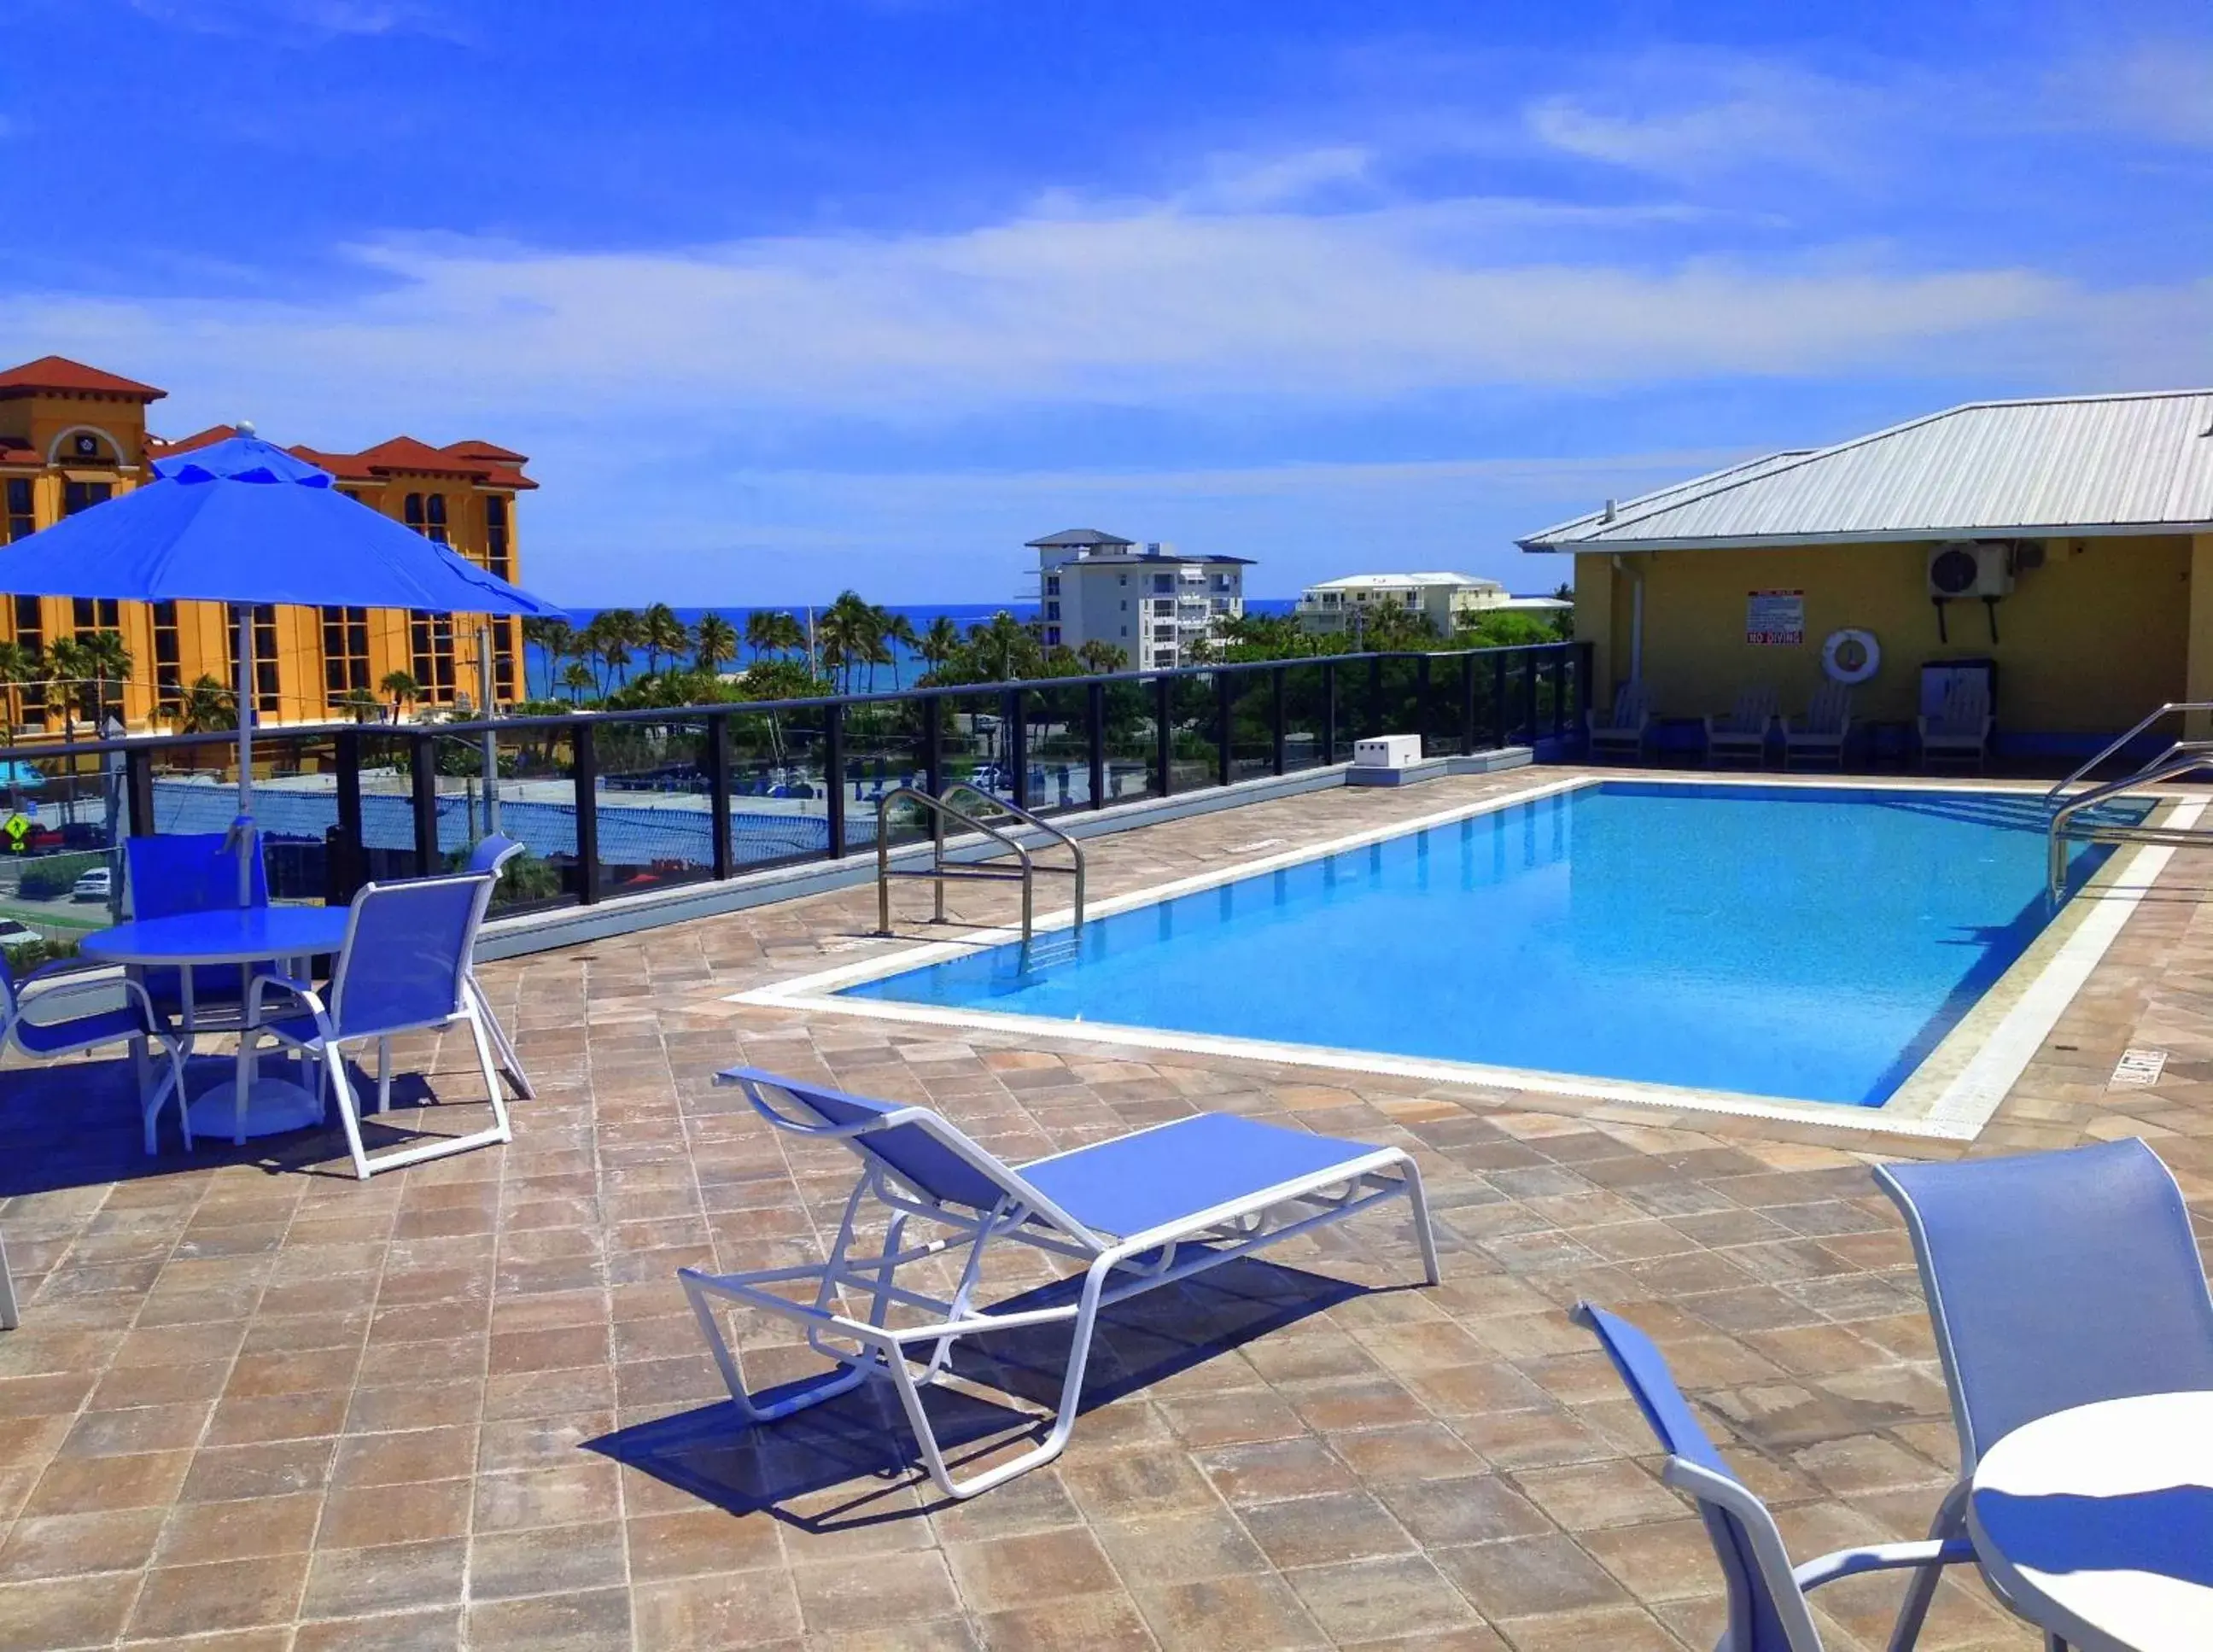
left=70, top=867, right=111, bottom=902
left=0, top=919, right=42, bottom=954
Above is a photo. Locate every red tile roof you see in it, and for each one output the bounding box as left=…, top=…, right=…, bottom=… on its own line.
left=144, top=424, right=238, bottom=458
left=143, top=429, right=535, bottom=490
left=444, top=439, right=528, bottom=463
left=0, top=355, right=166, bottom=401
left=0, top=439, right=40, bottom=469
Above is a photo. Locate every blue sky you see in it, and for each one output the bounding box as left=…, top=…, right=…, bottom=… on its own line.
left=3, top=1, right=2210, bottom=604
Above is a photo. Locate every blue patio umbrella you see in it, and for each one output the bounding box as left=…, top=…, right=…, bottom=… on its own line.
left=3, top=431, right=563, bottom=897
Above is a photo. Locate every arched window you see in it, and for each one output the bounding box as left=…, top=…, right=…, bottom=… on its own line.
left=424, top=493, right=448, bottom=544
left=404, top=493, right=424, bottom=530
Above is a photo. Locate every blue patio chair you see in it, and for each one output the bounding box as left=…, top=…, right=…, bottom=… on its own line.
left=241, top=873, right=511, bottom=1180
left=682, top=1068, right=1439, bottom=1499
left=1871, top=1140, right=2213, bottom=1652
left=0, top=952, right=188, bottom=1157
left=1572, top=1303, right=1975, bottom=1652
left=124, top=832, right=270, bottom=1030
left=460, top=834, right=534, bottom=1100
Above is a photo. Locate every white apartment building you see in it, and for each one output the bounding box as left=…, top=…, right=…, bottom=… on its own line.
left=1294, top=571, right=1569, bottom=636
left=1028, top=528, right=1250, bottom=669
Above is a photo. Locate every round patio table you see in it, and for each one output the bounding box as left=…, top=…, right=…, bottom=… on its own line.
left=82, top=907, right=352, bottom=1140
left=1968, top=1391, right=2213, bottom=1652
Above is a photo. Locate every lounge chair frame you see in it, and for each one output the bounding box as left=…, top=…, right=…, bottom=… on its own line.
left=681, top=1068, right=1439, bottom=1500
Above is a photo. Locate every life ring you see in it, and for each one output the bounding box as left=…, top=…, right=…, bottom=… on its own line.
left=1822, top=628, right=1880, bottom=686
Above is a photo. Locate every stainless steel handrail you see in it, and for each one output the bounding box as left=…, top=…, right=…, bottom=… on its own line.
left=2047, top=749, right=2213, bottom=898
left=874, top=785, right=1086, bottom=942
left=2045, top=703, right=2213, bottom=804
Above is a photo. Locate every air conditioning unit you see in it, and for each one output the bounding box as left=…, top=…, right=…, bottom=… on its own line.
left=1927, top=540, right=2015, bottom=599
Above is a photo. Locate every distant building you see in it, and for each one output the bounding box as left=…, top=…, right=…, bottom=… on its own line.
left=1027, top=529, right=1250, bottom=669
left=0, top=353, right=534, bottom=733
left=1295, top=572, right=1568, bottom=636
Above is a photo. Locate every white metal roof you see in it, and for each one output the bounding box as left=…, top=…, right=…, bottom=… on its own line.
left=1518, top=390, right=2213, bottom=552
left=1303, top=571, right=1504, bottom=592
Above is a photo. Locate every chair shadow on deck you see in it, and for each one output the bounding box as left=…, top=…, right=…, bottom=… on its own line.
left=587, top=1253, right=1380, bottom=1532
left=0, top=1051, right=493, bottom=1196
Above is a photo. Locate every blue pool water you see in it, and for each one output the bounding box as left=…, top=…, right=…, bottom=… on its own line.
left=844, top=782, right=2149, bottom=1106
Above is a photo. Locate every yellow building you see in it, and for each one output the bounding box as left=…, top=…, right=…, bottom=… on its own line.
left=0, top=354, right=535, bottom=736
left=1519, top=390, right=2213, bottom=750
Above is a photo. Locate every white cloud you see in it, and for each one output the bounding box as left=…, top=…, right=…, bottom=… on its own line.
left=1524, top=58, right=1888, bottom=181
left=126, top=0, right=461, bottom=42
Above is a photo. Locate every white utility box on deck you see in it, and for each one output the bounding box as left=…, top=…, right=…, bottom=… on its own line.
left=1352, top=734, right=1423, bottom=768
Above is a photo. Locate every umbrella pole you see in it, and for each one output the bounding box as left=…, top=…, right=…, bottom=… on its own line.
left=234, top=605, right=255, bottom=906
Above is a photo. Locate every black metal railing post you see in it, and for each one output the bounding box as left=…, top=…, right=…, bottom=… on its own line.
left=1007, top=688, right=1029, bottom=811
left=410, top=732, right=440, bottom=877
left=1460, top=655, right=1478, bottom=755
left=1492, top=653, right=1509, bottom=747
left=1214, top=671, right=1233, bottom=788
left=707, top=712, right=733, bottom=881
left=334, top=729, right=364, bottom=902
left=123, top=747, right=154, bottom=838
left=1321, top=661, right=1338, bottom=762
left=1086, top=681, right=1106, bottom=808
left=1270, top=666, right=1287, bottom=775
left=922, top=694, right=943, bottom=798
left=1153, top=674, right=1172, bottom=797
left=571, top=722, right=599, bottom=904
left=824, top=703, right=846, bottom=858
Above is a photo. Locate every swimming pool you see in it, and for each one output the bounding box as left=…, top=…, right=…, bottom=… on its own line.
left=830, top=780, right=2158, bottom=1112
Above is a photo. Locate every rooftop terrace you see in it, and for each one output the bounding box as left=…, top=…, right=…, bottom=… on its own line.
left=0, top=768, right=2204, bottom=1649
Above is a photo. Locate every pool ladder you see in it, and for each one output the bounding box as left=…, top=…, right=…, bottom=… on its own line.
left=875, top=784, right=1086, bottom=944
left=2044, top=702, right=2213, bottom=899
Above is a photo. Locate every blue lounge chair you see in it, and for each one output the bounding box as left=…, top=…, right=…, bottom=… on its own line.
left=1573, top=1303, right=1975, bottom=1652
left=460, top=834, right=534, bottom=1100
left=682, top=1068, right=1439, bottom=1499
left=242, top=873, right=512, bottom=1180
left=1872, top=1140, right=2213, bottom=1652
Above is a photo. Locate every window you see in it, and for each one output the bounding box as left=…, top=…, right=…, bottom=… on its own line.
left=62, top=480, right=111, bottom=516
left=72, top=598, right=120, bottom=633
left=1044, top=575, right=1060, bottom=596
left=1153, top=574, right=1173, bottom=593
left=322, top=605, right=371, bottom=698
left=485, top=494, right=511, bottom=579
left=152, top=602, right=182, bottom=711
left=1044, top=601, right=1060, bottom=621
left=10, top=598, right=43, bottom=721
left=1153, top=650, right=1174, bottom=668
left=1044, top=626, right=1060, bottom=645
left=1118, top=574, right=1127, bottom=586
left=3, top=479, right=32, bottom=542
left=493, top=618, right=516, bottom=702
left=403, top=493, right=423, bottom=532
left=410, top=611, right=457, bottom=702
left=424, top=493, right=447, bottom=545
left=225, top=604, right=281, bottom=715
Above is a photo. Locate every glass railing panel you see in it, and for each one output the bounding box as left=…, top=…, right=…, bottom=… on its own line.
left=1226, top=669, right=1274, bottom=781
left=1099, top=680, right=1159, bottom=806
left=1376, top=657, right=1424, bottom=748
left=3, top=741, right=128, bottom=960
left=939, top=693, right=1019, bottom=808
left=727, top=705, right=832, bottom=870
left=592, top=719, right=716, bottom=900
left=483, top=722, right=583, bottom=911
left=1282, top=663, right=1330, bottom=773
left=1024, top=685, right=1089, bottom=815
left=840, top=701, right=927, bottom=854
left=1166, top=673, right=1217, bottom=793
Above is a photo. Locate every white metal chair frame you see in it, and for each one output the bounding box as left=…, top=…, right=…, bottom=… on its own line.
left=462, top=837, right=534, bottom=1100
left=241, top=875, right=513, bottom=1181
left=681, top=1073, right=1439, bottom=1501
left=4, top=967, right=189, bottom=1158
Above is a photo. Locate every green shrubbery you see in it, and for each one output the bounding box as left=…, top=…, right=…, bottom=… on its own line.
left=16, top=852, right=104, bottom=901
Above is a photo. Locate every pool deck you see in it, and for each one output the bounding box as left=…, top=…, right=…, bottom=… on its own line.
left=1, top=765, right=2208, bottom=1649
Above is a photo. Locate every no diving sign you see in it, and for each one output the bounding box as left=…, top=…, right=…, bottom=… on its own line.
left=1746, top=590, right=1804, bottom=646
left=2111, top=1048, right=2168, bottom=1088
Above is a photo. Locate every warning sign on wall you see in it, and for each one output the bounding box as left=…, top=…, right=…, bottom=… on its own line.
left=1746, top=590, right=1805, bottom=645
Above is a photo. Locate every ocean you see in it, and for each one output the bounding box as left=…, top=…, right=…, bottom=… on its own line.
left=532, top=598, right=1297, bottom=698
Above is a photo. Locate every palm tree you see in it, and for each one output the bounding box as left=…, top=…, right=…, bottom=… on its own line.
left=918, top=615, right=961, bottom=676
left=641, top=603, right=690, bottom=675
left=522, top=616, right=575, bottom=695
left=1076, top=640, right=1127, bottom=675
left=44, top=638, right=91, bottom=743
left=334, top=687, right=380, bottom=725
left=967, top=611, right=1034, bottom=682
left=380, top=668, right=421, bottom=721
left=558, top=662, right=595, bottom=703
left=162, top=674, right=237, bottom=734
left=881, top=611, right=919, bottom=690
left=694, top=612, right=740, bottom=675
left=79, top=630, right=131, bottom=733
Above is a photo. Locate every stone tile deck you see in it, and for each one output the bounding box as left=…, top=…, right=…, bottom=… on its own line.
left=1, top=768, right=2209, bottom=1649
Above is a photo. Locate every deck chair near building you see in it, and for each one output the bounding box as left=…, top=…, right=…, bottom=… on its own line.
left=1784, top=682, right=1853, bottom=769
left=1574, top=1304, right=1977, bottom=1652
left=1871, top=1141, right=2213, bottom=1652
left=1704, top=685, right=1778, bottom=768
left=680, top=1068, right=1440, bottom=1499
left=1918, top=677, right=1993, bottom=773
left=1586, top=680, right=1652, bottom=762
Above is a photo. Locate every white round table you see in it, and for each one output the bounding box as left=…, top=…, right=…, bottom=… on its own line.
left=1969, top=1391, right=2213, bottom=1652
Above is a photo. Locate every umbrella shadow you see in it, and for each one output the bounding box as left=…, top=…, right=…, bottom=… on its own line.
left=1977, top=1486, right=2213, bottom=1589
left=587, top=1254, right=1375, bottom=1530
